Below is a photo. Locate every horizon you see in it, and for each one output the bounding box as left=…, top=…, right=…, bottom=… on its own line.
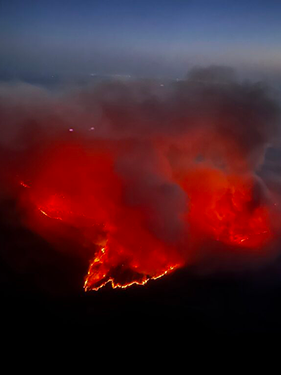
left=1, top=1, right=281, bottom=84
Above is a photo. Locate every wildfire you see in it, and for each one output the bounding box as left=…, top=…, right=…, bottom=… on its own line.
left=208, top=187, right=271, bottom=247
left=83, top=245, right=180, bottom=291
left=18, top=144, right=274, bottom=292
left=20, top=181, right=30, bottom=189
left=180, top=166, right=272, bottom=249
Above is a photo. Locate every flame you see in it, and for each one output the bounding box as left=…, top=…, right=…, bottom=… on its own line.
left=19, top=144, right=274, bottom=292
left=19, top=143, right=184, bottom=291
left=208, top=187, right=271, bottom=247
left=20, top=181, right=30, bottom=189
left=84, top=245, right=180, bottom=291
left=180, top=166, right=272, bottom=249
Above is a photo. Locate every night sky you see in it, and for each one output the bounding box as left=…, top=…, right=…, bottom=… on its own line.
left=1, top=0, right=281, bottom=80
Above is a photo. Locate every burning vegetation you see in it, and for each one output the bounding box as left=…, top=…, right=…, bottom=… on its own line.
left=0, top=66, right=280, bottom=292
left=19, top=142, right=274, bottom=291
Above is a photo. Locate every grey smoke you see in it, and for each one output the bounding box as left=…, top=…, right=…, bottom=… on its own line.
left=0, top=65, right=280, bottom=247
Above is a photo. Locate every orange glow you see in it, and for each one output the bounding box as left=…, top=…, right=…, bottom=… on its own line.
left=20, top=181, right=30, bottom=189
left=19, top=143, right=273, bottom=292
left=84, top=245, right=180, bottom=291
left=20, top=142, right=184, bottom=291
left=180, top=166, right=272, bottom=249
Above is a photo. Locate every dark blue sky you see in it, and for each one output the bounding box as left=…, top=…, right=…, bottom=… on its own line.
left=0, top=0, right=281, bottom=79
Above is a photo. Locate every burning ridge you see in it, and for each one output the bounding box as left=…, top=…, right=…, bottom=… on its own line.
left=0, top=66, right=280, bottom=292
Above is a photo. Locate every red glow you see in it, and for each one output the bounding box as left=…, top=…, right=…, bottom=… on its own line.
left=21, top=142, right=184, bottom=291
left=84, top=245, right=180, bottom=291
left=180, top=166, right=272, bottom=249
left=19, top=144, right=273, bottom=292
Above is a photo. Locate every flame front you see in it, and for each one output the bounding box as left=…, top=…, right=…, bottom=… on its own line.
left=19, top=144, right=274, bottom=292
left=180, top=166, right=272, bottom=249
left=84, top=245, right=180, bottom=291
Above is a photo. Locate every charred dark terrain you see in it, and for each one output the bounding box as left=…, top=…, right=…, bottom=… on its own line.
left=1, top=190, right=281, bottom=336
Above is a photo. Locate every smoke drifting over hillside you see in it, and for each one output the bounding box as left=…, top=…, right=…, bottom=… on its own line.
left=0, top=66, right=281, bottom=292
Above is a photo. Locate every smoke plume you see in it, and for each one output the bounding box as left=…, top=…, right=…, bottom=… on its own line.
left=0, top=65, right=280, bottom=292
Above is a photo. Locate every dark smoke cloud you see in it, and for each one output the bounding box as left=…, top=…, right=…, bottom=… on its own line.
left=0, top=65, right=281, bottom=293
